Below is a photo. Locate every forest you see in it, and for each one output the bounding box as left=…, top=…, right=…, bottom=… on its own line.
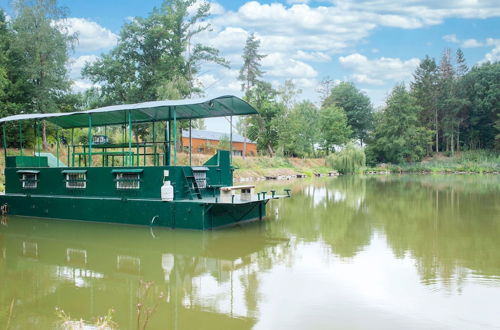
left=0, top=0, right=498, bottom=169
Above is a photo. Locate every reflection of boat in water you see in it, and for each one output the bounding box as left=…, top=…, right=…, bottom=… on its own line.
left=0, top=216, right=289, bottom=329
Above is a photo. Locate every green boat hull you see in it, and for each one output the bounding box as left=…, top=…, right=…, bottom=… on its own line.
left=0, top=194, right=267, bottom=230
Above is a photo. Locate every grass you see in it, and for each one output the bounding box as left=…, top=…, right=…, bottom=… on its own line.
left=365, top=150, right=500, bottom=174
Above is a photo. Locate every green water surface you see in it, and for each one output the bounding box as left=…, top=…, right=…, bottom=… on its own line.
left=0, top=175, right=499, bottom=329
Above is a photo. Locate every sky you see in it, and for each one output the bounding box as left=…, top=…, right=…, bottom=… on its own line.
left=1, top=0, right=499, bottom=132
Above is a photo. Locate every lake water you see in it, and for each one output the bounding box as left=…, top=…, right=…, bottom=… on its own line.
left=1, top=175, right=499, bottom=329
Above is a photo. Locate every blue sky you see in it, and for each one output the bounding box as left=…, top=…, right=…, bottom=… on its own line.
left=1, top=0, right=499, bottom=132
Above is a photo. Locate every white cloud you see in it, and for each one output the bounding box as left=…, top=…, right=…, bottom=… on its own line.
left=443, top=34, right=459, bottom=43
left=461, top=39, right=483, bottom=48
left=293, top=50, right=331, bottom=62
left=444, top=35, right=486, bottom=48
left=68, top=55, right=98, bottom=79
left=71, top=80, right=98, bottom=93
left=339, top=53, right=420, bottom=86
left=481, top=39, right=500, bottom=63
left=287, top=0, right=310, bottom=3
left=60, top=18, right=118, bottom=52
left=263, top=53, right=318, bottom=78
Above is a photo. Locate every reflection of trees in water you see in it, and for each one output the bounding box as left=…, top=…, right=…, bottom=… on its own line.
left=365, top=175, right=500, bottom=287
left=264, top=175, right=500, bottom=288
left=265, top=177, right=372, bottom=259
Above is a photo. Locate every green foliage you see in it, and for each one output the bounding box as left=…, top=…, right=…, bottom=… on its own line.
left=495, top=113, right=500, bottom=150
left=326, top=143, right=366, bottom=174
left=277, top=100, right=320, bottom=157
left=323, top=82, right=373, bottom=144
left=460, top=61, right=500, bottom=150
left=319, top=105, right=352, bottom=153
left=83, top=0, right=228, bottom=105
left=366, top=84, right=433, bottom=164
left=10, top=0, right=75, bottom=113
left=238, top=32, right=266, bottom=93
left=245, top=81, right=285, bottom=156
left=217, top=135, right=231, bottom=151
left=365, top=150, right=499, bottom=173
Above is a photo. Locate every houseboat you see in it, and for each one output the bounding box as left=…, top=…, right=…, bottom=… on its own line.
left=0, top=95, right=290, bottom=229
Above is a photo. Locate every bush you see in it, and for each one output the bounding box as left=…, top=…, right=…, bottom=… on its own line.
left=326, top=143, right=366, bottom=174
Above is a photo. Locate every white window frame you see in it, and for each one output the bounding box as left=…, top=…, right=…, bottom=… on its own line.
left=65, top=172, right=87, bottom=189
left=22, top=173, right=38, bottom=189
left=116, top=172, right=140, bottom=190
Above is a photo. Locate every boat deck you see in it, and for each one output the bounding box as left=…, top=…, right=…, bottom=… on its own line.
left=176, top=194, right=288, bottom=204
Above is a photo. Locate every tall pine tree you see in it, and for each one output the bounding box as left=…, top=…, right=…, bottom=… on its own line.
left=238, top=32, right=266, bottom=157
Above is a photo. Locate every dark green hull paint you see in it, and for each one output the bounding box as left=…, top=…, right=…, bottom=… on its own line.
left=0, top=194, right=267, bottom=230
left=0, top=151, right=279, bottom=230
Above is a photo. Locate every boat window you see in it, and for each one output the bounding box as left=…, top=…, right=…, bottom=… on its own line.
left=21, top=173, right=38, bottom=189
left=65, top=173, right=87, bottom=189
left=116, top=173, right=140, bottom=190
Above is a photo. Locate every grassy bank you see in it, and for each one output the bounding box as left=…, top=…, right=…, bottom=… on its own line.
left=365, top=151, right=500, bottom=174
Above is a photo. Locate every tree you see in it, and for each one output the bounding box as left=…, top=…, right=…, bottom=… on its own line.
left=277, top=100, right=319, bottom=157
left=83, top=0, right=228, bottom=105
left=322, top=82, right=373, bottom=145
left=238, top=33, right=265, bottom=94
left=10, top=0, right=75, bottom=149
left=83, top=0, right=226, bottom=149
left=437, top=48, right=457, bottom=153
left=452, top=48, right=470, bottom=152
left=319, top=105, right=351, bottom=154
left=238, top=32, right=265, bottom=157
left=460, top=61, right=500, bottom=150
left=495, top=113, right=500, bottom=150
left=366, top=84, right=432, bottom=164
left=245, top=81, right=284, bottom=156
left=0, top=9, right=10, bottom=102
left=411, top=56, right=438, bottom=153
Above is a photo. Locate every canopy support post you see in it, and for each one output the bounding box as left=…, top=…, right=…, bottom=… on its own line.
left=19, top=122, right=23, bottom=156
left=189, top=119, right=192, bottom=166
left=152, top=121, right=156, bottom=166
left=36, top=121, right=41, bottom=167
left=230, top=116, right=233, bottom=166
left=128, top=111, right=132, bottom=166
left=88, top=115, right=93, bottom=167
left=2, top=125, right=7, bottom=165
left=56, top=127, right=60, bottom=167
left=167, top=108, right=171, bottom=166
left=71, top=128, right=74, bottom=167
left=173, top=108, right=177, bottom=166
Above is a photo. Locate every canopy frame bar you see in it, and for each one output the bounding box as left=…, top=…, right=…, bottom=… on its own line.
left=0, top=95, right=258, bottom=129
